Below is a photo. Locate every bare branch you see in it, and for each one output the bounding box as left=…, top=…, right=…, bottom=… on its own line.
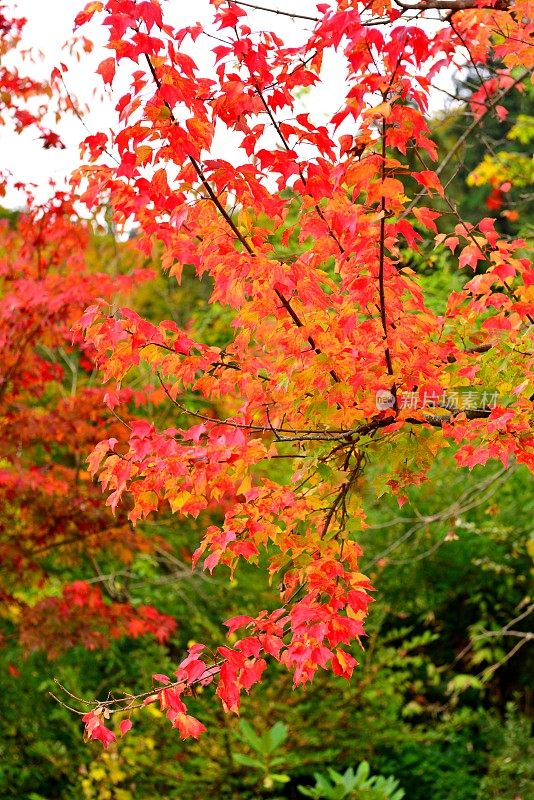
left=395, top=0, right=507, bottom=10
left=229, top=1, right=320, bottom=22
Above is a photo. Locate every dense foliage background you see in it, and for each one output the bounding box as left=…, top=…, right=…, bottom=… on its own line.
left=0, top=2, right=532, bottom=798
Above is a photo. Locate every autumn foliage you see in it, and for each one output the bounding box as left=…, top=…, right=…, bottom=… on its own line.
left=0, top=0, right=533, bottom=753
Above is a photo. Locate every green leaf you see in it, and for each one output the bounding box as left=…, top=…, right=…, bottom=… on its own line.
left=239, top=720, right=264, bottom=753
left=355, top=760, right=371, bottom=785
left=271, top=773, right=291, bottom=783
left=266, top=721, right=288, bottom=753
left=233, top=753, right=264, bottom=770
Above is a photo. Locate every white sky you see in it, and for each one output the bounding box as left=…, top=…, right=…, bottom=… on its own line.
left=1, top=0, right=455, bottom=209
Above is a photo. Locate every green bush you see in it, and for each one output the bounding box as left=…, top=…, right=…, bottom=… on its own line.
left=298, top=762, right=404, bottom=800
left=477, top=704, right=533, bottom=800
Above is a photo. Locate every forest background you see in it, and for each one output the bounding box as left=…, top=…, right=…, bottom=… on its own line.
left=0, top=1, right=532, bottom=799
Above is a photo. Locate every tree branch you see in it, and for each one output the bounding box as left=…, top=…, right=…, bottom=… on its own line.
left=228, top=1, right=320, bottom=23
left=143, top=52, right=341, bottom=384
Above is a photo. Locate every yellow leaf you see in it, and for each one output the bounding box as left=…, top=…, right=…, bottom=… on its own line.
left=135, top=145, right=152, bottom=165
left=169, top=491, right=192, bottom=512
left=364, top=101, right=391, bottom=118
left=237, top=473, right=252, bottom=496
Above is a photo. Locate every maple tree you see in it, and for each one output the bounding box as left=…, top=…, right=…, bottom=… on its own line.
left=0, top=8, right=176, bottom=661
left=1, top=0, right=533, bottom=754
left=0, top=188, right=181, bottom=653
left=1, top=7, right=182, bottom=662
left=0, top=3, right=66, bottom=160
